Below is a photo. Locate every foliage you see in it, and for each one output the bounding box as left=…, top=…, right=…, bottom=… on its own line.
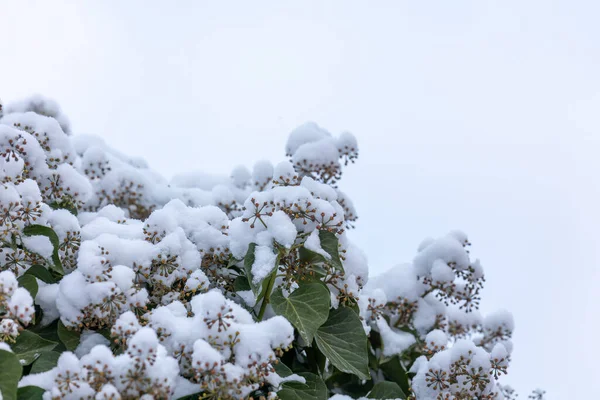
left=0, top=96, right=544, bottom=399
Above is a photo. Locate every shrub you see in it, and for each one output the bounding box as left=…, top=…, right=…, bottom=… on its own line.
left=0, top=96, right=544, bottom=400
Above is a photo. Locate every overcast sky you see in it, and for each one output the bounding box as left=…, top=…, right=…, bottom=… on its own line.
left=2, top=1, right=599, bottom=398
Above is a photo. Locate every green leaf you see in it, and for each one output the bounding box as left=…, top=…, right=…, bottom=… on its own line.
left=243, top=243, right=259, bottom=295
left=17, top=274, right=38, bottom=298
left=278, top=372, right=328, bottom=400
left=233, top=275, right=251, bottom=292
left=271, top=283, right=330, bottom=344
left=24, top=265, right=56, bottom=284
left=273, top=360, right=294, bottom=378
left=16, top=386, right=46, bottom=399
left=0, top=350, right=22, bottom=400
left=325, top=368, right=373, bottom=398
left=22, top=225, right=59, bottom=251
left=314, top=307, right=369, bottom=380
left=29, top=320, right=61, bottom=344
left=298, top=246, right=327, bottom=265
left=22, top=225, right=63, bottom=275
left=367, top=381, right=406, bottom=399
left=30, top=351, right=60, bottom=374
left=57, top=321, right=80, bottom=351
left=380, top=356, right=411, bottom=395
left=50, top=197, right=78, bottom=216
left=11, top=330, right=58, bottom=365
left=318, top=230, right=343, bottom=271
left=174, top=395, right=200, bottom=400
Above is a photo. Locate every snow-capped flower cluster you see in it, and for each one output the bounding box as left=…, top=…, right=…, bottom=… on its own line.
left=359, top=232, right=516, bottom=399
left=286, top=122, right=358, bottom=188
left=20, top=327, right=179, bottom=399
left=127, top=290, right=293, bottom=398
left=410, top=339, right=510, bottom=400
left=0, top=270, right=34, bottom=341
left=0, top=96, right=541, bottom=400
left=21, top=290, right=294, bottom=400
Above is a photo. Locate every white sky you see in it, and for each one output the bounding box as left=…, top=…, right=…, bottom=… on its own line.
left=1, top=1, right=599, bottom=398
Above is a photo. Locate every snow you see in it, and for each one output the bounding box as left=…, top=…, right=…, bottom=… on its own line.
left=35, top=282, right=60, bottom=326
left=413, top=233, right=470, bottom=276
left=304, top=229, right=330, bottom=259
left=251, top=244, right=278, bottom=284
left=266, top=210, right=297, bottom=248
left=5, top=94, right=71, bottom=135
left=21, top=235, right=54, bottom=259
left=292, top=137, right=340, bottom=169
left=484, top=309, right=515, bottom=333
left=75, top=330, right=110, bottom=358
left=365, top=263, right=424, bottom=302
left=425, top=329, right=447, bottom=349
left=430, top=259, right=455, bottom=283
left=252, top=160, right=274, bottom=189
left=376, top=317, right=416, bottom=356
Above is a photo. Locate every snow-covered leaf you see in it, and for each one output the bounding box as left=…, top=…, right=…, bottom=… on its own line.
left=22, top=225, right=63, bottom=275
left=318, top=230, right=343, bottom=271
left=278, top=372, right=327, bottom=400
left=17, top=274, right=38, bottom=298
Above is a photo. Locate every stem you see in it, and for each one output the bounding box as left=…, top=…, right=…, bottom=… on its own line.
left=257, top=272, right=277, bottom=321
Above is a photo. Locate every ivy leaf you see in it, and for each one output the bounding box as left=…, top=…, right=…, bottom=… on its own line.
left=278, top=372, right=328, bottom=400
left=30, top=351, right=61, bottom=374
left=298, top=246, right=327, bottom=265
left=272, top=360, right=294, bottom=378
left=318, top=230, right=343, bottom=271
left=314, top=307, right=369, bottom=380
left=367, top=381, right=406, bottom=399
left=380, top=356, right=411, bottom=395
left=24, top=265, right=56, bottom=284
left=22, top=225, right=63, bottom=275
left=17, top=274, right=38, bottom=298
left=57, top=321, right=80, bottom=351
left=29, top=320, right=61, bottom=345
left=325, top=368, right=373, bottom=398
left=271, top=283, right=330, bottom=344
left=0, top=350, right=22, bottom=400
left=17, top=386, right=46, bottom=399
left=11, top=330, right=58, bottom=365
left=243, top=243, right=259, bottom=295
left=233, top=275, right=251, bottom=292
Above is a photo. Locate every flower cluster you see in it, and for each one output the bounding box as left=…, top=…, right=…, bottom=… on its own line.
left=0, top=270, right=34, bottom=342
left=359, top=232, right=516, bottom=399
left=20, top=327, right=179, bottom=399
left=21, top=290, right=294, bottom=400
left=0, top=96, right=543, bottom=400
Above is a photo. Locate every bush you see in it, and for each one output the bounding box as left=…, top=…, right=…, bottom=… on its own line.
left=0, top=96, right=544, bottom=400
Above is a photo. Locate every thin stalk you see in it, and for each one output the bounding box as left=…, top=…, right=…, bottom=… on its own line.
left=257, top=272, right=277, bottom=321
